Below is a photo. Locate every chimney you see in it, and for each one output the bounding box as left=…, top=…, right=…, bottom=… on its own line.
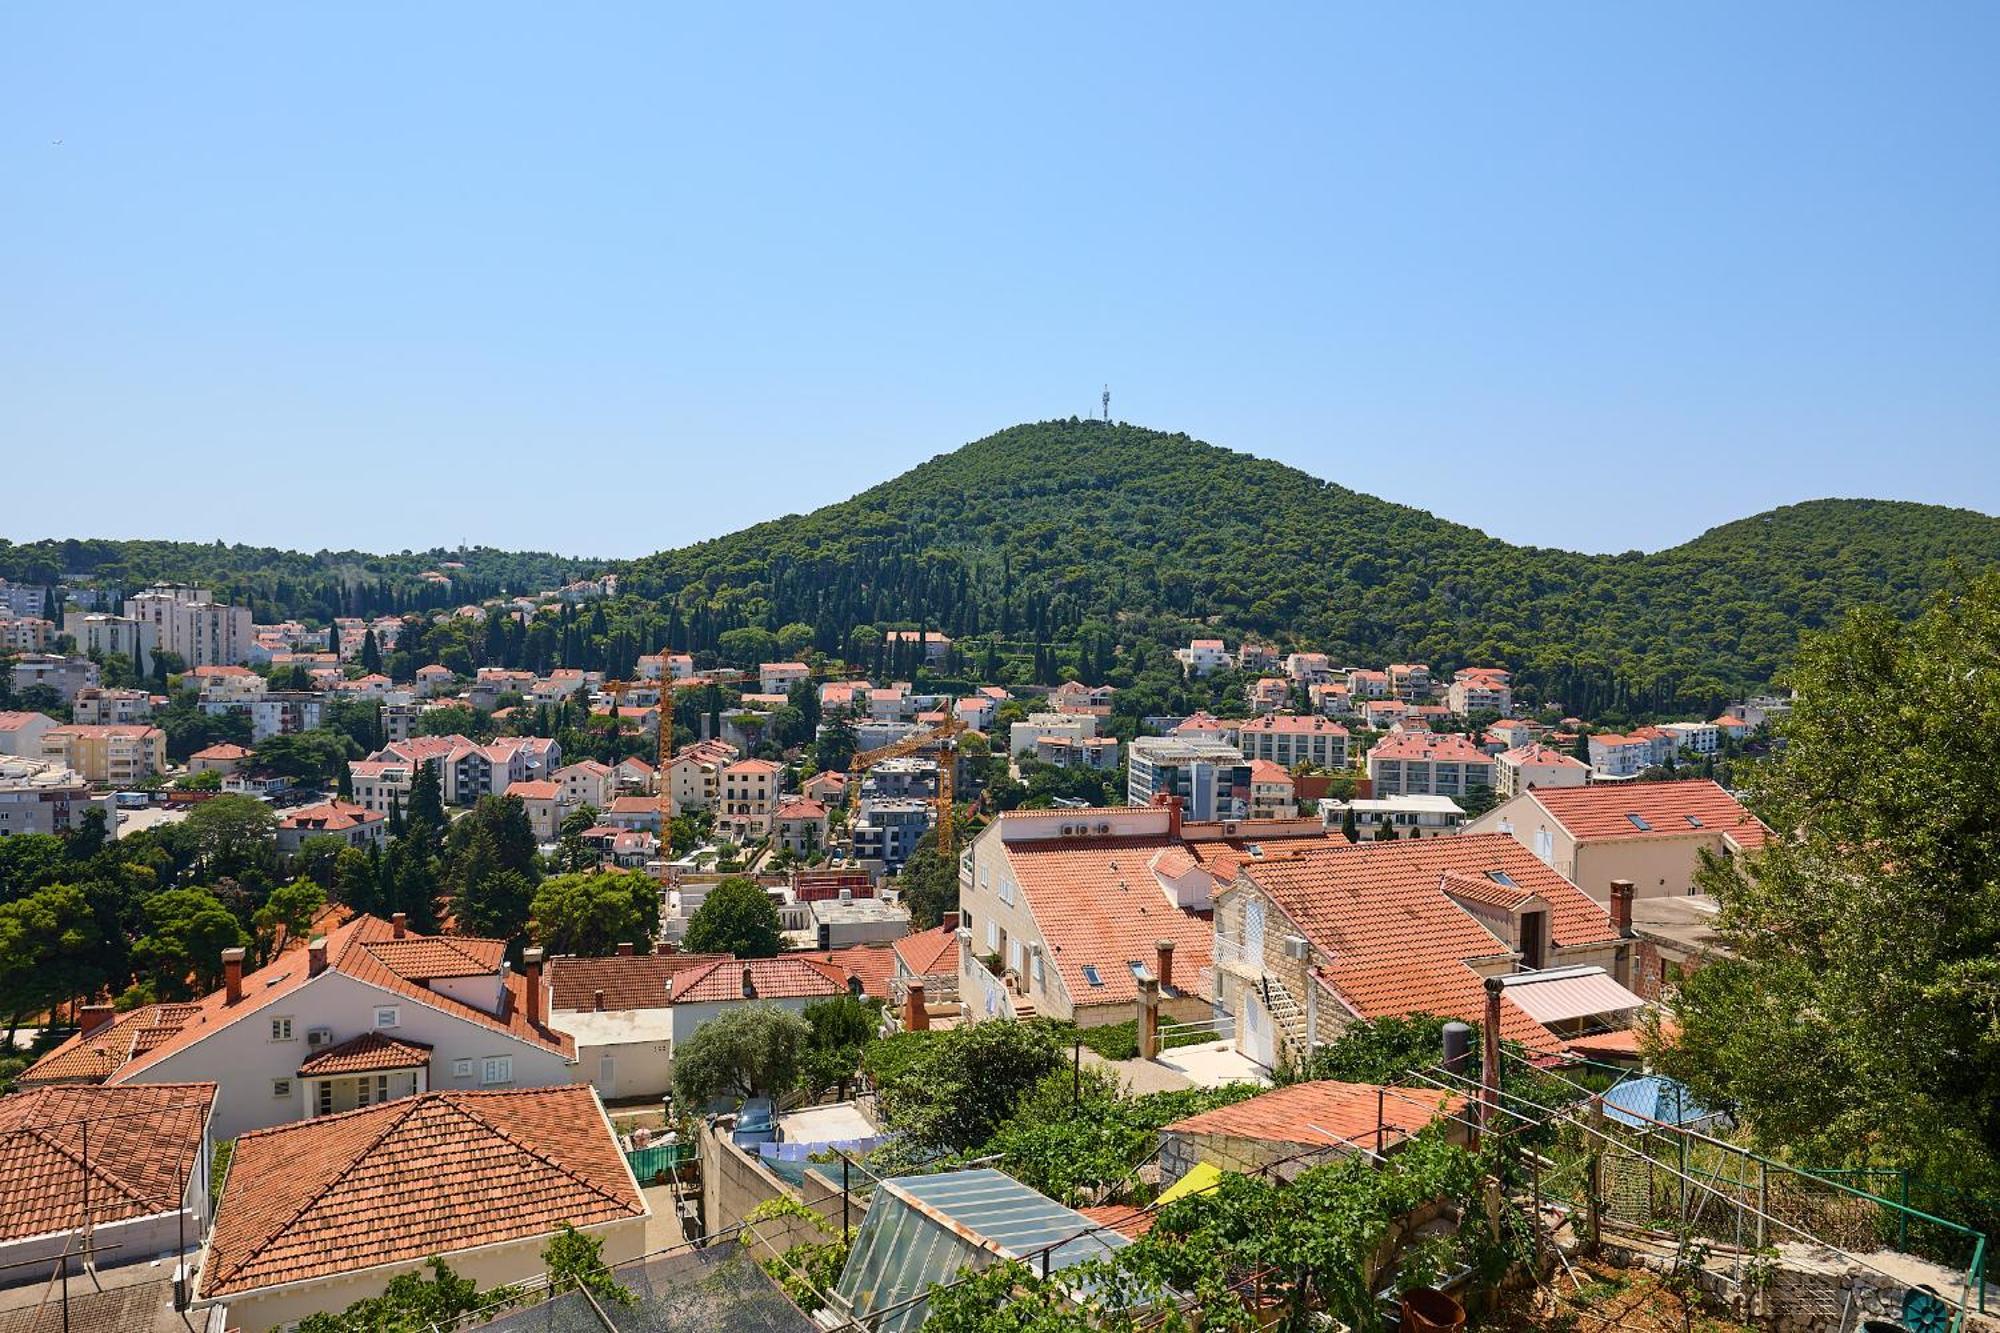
left=307, top=936, right=328, bottom=977
left=655, top=939, right=676, bottom=956
left=1155, top=793, right=1183, bottom=840
left=79, top=1004, right=116, bottom=1039
left=391, top=911, right=407, bottom=939
left=523, top=947, right=544, bottom=1026
left=741, top=965, right=758, bottom=1000
left=1155, top=939, right=1176, bottom=992
left=1137, top=975, right=1161, bottom=1059
left=903, top=980, right=930, bottom=1031
left=1609, top=880, right=1635, bottom=937
left=616, top=941, right=634, bottom=956
left=593, top=988, right=606, bottom=1012
left=222, top=947, right=246, bottom=1006
left=839, top=887, right=853, bottom=904
left=943, top=911, right=961, bottom=931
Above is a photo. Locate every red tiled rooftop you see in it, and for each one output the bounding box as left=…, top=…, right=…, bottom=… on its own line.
left=1528, top=780, right=1768, bottom=848
left=0, top=1083, right=216, bottom=1242
left=1164, top=1079, right=1463, bottom=1151
left=892, top=923, right=959, bottom=978
left=546, top=952, right=727, bottom=1012
left=668, top=957, right=844, bottom=1003
left=297, top=1033, right=433, bottom=1076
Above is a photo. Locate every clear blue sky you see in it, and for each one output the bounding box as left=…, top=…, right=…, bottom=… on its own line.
left=5, top=4, right=1996, bottom=558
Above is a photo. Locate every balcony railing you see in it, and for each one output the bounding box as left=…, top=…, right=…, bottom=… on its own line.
left=1211, top=930, right=1263, bottom=975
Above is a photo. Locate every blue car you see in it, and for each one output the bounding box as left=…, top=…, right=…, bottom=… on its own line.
left=731, top=1097, right=780, bottom=1150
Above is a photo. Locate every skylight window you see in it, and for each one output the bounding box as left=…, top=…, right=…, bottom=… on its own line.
left=1082, top=965, right=1105, bottom=987
left=1485, top=870, right=1518, bottom=887
left=1626, top=813, right=1653, bottom=832
left=1684, top=814, right=1704, bottom=828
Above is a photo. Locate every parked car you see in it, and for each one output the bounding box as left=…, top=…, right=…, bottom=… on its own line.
left=730, top=1097, right=780, bottom=1150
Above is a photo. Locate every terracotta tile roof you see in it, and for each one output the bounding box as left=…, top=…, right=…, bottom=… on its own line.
left=1164, top=1080, right=1464, bottom=1151
left=892, top=924, right=959, bottom=978
left=297, top=1033, right=433, bottom=1076
left=200, top=1087, right=644, bottom=1298
left=668, top=957, right=844, bottom=1003
left=1249, top=760, right=1294, bottom=785
left=0, top=1082, right=216, bottom=1242
left=18, top=1005, right=201, bottom=1085
left=1499, top=744, right=1586, bottom=768
left=605, top=796, right=657, bottom=814
left=794, top=944, right=900, bottom=1000
left=505, top=779, right=560, bottom=800
left=1238, top=714, right=1349, bottom=736
left=279, top=799, right=382, bottom=833
left=190, top=742, right=253, bottom=760
left=1528, top=780, right=1768, bottom=848
left=546, top=953, right=727, bottom=1012
left=776, top=798, right=829, bottom=819
left=44, top=723, right=162, bottom=741
left=0, top=711, right=51, bottom=732
left=1235, top=835, right=1621, bottom=1051
left=723, top=758, right=781, bottom=775
left=1078, top=1204, right=1156, bottom=1240
left=24, top=917, right=573, bottom=1086
left=1367, top=732, right=1489, bottom=763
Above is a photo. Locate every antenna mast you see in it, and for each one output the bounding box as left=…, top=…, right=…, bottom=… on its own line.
left=1101, top=385, right=1110, bottom=424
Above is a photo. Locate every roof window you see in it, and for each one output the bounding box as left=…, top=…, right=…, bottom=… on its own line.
left=1626, top=813, right=1652, bottom=832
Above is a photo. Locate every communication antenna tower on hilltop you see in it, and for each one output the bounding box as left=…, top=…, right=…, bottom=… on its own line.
left=1101, top=385, right=1111, bottom=424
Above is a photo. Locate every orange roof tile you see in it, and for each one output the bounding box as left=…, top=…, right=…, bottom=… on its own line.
left=0, top=1083, right=216, bottom=1242
left=297, top=1033, right=433, bottom=1076
left=1164, top=1079, right=1463, bottom=1150
left=546, top=953, right=727, bottom=1012
left=794, top=943, right=901, bottom=1000
left=669, top=957, right=844, bottom=1003
left=200, top=1088, right=644, bottom=1297
left=1528, top=780, right=1768, bottom=848
left=892, top=924, right=959, bottom=979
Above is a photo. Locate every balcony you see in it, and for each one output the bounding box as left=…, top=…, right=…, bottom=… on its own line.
left=1211, top=929, right=1264, bottom=978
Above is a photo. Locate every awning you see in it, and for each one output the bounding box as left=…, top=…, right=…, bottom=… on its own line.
left=1156, top=1161, right=1225, bottom=1207
left=1501, top=967, right=1645, bottom=1024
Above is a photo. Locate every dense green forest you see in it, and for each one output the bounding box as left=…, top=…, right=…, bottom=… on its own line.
left=617, top=421, right=2000, bottom=716
left=0, top=538, right=594, bottom=624
left=10, top=421, right=1999, bottom=718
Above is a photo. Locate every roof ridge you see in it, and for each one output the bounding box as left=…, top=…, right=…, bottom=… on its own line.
left=208, top=1096, right=432, bottom=1288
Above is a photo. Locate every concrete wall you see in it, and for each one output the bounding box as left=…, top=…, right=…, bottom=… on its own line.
left=696, top=1117, right=847, bottom=1261
left=577, top=1036, right=674, bottom=1101
left=133, top=971, right=576, bottom=1140
left=209, top=1214, right=647, bottom=1333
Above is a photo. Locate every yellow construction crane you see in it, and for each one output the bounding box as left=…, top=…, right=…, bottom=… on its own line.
left=847, top=717, right=968, bottom=858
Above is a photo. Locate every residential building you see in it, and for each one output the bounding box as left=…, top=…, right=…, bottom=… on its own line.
left=0, top=710, right=56, bottom=757
left=1365, top=732, right=1494, bottom=798
left=0, top=615, right=54, bottom=651
left=1308, top=681, right=1353, bottom=716
left=0, top=1082, right=217, bottom=1284
left=955, top=695, right=997, bottom=730
left=20, top=914, right=577, bottom=1139
left=190, top=664, right=267, bottom=703
left=505, top=779, right=568, bottom=841
left=414, top=663, right=457, bottom=695
left=541, top=949, right=720, bottom=1099
left=554, top=759, right=617, bottom=809
left=1283, top=652, right=1334, bottom=685
left=194, top=1085, right=646, bottom=1333
left=850, top=797, right=931, bottom=874
left=886, top=630, right=952, bottom=666
left=189, top=742, right=253, bottom=776
left=811, top=892, right=912, bottom=949
left=1347, top=668, right=1391, bottom=699
left=613, top=755, right=657, bottom=794
left=1466, top=779, right=1770, bottom=901
left=125, top=584, right=255, bottom=669
left=71, top=686, right=154, bottom=725
left=802, top=769, right=848, bottom=805
left=1586, top=732, right=1661, bottom=779
left=1210, top=834, right=1639, bottom=1070
left=10, top=653, right=99, bottom=703
left=718, top=758, right=780, bottom=842
left=666, top=739, right=738, bottom=816
left=1048, top=681, right=1117, bottom=717
left=1246, top=677, right=1291, bottom=713
left=1387, top=663, right=1433, bottom=702
left=759, top=661, right=811, bottom=695
left=1247, top=760, right=1298, bottom=819
left=0, top=578, right=53, bottom=619
left=860, top=757, right=938, bottom=801
left=1127, top=736, right=1251, bottom=821
left=1033, top=734, right=1120, bottom=769
left=1236, top=713, right=1350, bottom=770
left=1446, top=669, right=1513, bottom=717
left=40, top=723, right=166, bottom=786
left=1322, top=794, right=1466, bottom=840
left=247, top=691, right=324, bottom=742
left=276, top=800, right=387, bottom=855
left=1010, top=711, right=1098, bottom=757
left=1485, top=718, right=1537, bottom=752
left=774, top=797, right=831, bottom=856
left=956, top=801, right=1340, bottom=1028
left=1173, top=638, right=1232, bottom=677
left=65, top=611, right=159, bottom=676
left=0, top=756, right=113, bottom=836
left=347, top=759, right=414, bottom=816
left=1712, top=715, right=1755, bottom=743
left=1660, top=721, right=1721, bottom=756
left=1495, top=743, right=1590, bottom=796
left=602, top=794, right=663, bottom=833
left=667, top=957, right=846, bottom=1046
left=636, top=652, right=695, bottom=681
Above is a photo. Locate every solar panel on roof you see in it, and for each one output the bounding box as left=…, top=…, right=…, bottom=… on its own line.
left=1626, top=812, right=1652, bottom=831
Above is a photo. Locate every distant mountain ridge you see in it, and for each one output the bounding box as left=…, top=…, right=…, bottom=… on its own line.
left=7, top=421, right=1995, bottom=717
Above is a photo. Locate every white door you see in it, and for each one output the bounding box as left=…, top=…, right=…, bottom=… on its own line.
left=1241, top=993, right=1276, bottom=1068
left=597, top=1055, right=616, bottom=1096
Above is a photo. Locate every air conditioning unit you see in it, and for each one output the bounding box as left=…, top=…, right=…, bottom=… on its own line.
left=1282, top=935, right=1310, bottom=962
left=1095, top=823, right=1111, bottom=835
left=1223, top=822, right=1239, bottom=836
left=306, top=1027, right=334, bottom=1050
left=1060, top=824, right=1077, bottom=836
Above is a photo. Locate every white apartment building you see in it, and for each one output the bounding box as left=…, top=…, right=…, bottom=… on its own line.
left=1660, top=722, right=1720, bottom=756
left=1323, top=794, right=1467, bottom=840
left=1127, top=736, right=1250, bottom=822
left=71, top=687, right=155, bottom=726
left=1366, top=732, right=1495, bottom=798
left=65, top=612, right=159, bottom=677
left=1173, top=639, right=1233, bottom=678
left=1495, top=743, right=1591, bottom=796
left=1235, top=714, right=1350, bottom=770
left=125, top=585, right=255, bottom=669
left=1009, top=711, right=1098, bottom=757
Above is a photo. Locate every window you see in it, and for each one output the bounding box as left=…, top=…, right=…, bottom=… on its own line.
left=1533, top=828, right=1555, bottom=863
left=1082, top=964, right=1105, bottom=987
left=272, top=1079, right=292, bottom=1098
left=374, top=1006, right=400, bottom=1029
left=996, top=875, right=1014, bottom=907
left=985, top=920, right=998, bottom=953
left=1031, top=952, right=1043, bottom=988
left=1625, top=812, right=1652, bottom=832
left=270, top=1017, right=295, bottom=1041
left=481, top=1056, right=512, bottom=1086
left=1684, top=814, right=1704, bottom=828
left=1485, top=869, right=1518, bottom=888
left=452, top=1058, right=473, bottom=1078
left=319, top=1082, right=333, bottom=1116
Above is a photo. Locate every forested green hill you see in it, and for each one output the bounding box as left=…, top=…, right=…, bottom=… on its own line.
left=620, top=421, right=2000, bottom=716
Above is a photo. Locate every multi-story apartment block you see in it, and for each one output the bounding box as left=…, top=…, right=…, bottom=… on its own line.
left=71, top=687, right=155, bottom=726
left=1127, top=737, right=1251, bottom=822
left=1366, top=732, right=1495, bottom=797
left=666, top=740, right=737, bottom=816
left=1387, top=663, right=1433, bottom=703
left=0, top=711, right=58, bottom=757
left=1347, top=668, right=1391, bottom=699
left=248, top=692, right=325, bottom=742
left=1495, top=743, right=1590, bottom=796
left=1323, top=793, right=1467, bottom=840
left=1009, top=711, right=1097, bottom=757
left=0, top=579, right=53, bottom=620
left=1173, top=639, right=1233, bottom=677
left=40, top=724, right=167, bottom=787
left=0, top=616, right=55, bottom=652
left=718, top=758, right=780, bottom=842
left=759, top=661, right=811, bottom=695
left=1246, top=677, right=1292, bottom=713
left=0, top=756, right=113, bottom=835
left=850, top=797, right=932, bottom=875
left=10, top=654, right=100, bottom=703
left=1308, top=681, right=1352, bottom=716
left=1236, top=714, right=1350, bottom=771
left=1446, top=668, right=1514, bottom=717
left=125, top=585, right=255, bottom=669
left=1660, top=721, right=1720, bottom=756
left=1283, top=652, right=1334, bottom=685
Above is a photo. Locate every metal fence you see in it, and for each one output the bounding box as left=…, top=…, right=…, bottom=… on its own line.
left=625, top=1142, right=694, bottom=1181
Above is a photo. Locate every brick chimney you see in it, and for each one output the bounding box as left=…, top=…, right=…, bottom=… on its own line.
left=903, top=980, right=930, bottom=1031
left=523, top=947, right=544, bottom=1026
left=741, top=964, right=758, bottom=1000
left=1153, top=793, right=1183, bottom=840
left=391, top=911, right=407, bottom=939
left=1155, top=939, right=1175, bottom=992
left=1609, top=880, right=1635, bottom=937
left=616, top=941, right=634, bottom=956
left=79, top=1004, right=116, bottom=1038
left=222, top=947, right=246, bottom=1006
left=307, top=937, right=329, bottom=977
left=593, top=988, right=606, bottom=1012
left=942, top=911, right=961, bottom=931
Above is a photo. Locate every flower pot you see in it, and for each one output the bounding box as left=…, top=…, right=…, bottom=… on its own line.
left=1400, top=1287, right=1466, bottom=1333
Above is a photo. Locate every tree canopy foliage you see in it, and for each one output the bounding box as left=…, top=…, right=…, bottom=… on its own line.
left=673, top=1003, right=813, bottom=1105
left=681, top=876, right=783, bottom=958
